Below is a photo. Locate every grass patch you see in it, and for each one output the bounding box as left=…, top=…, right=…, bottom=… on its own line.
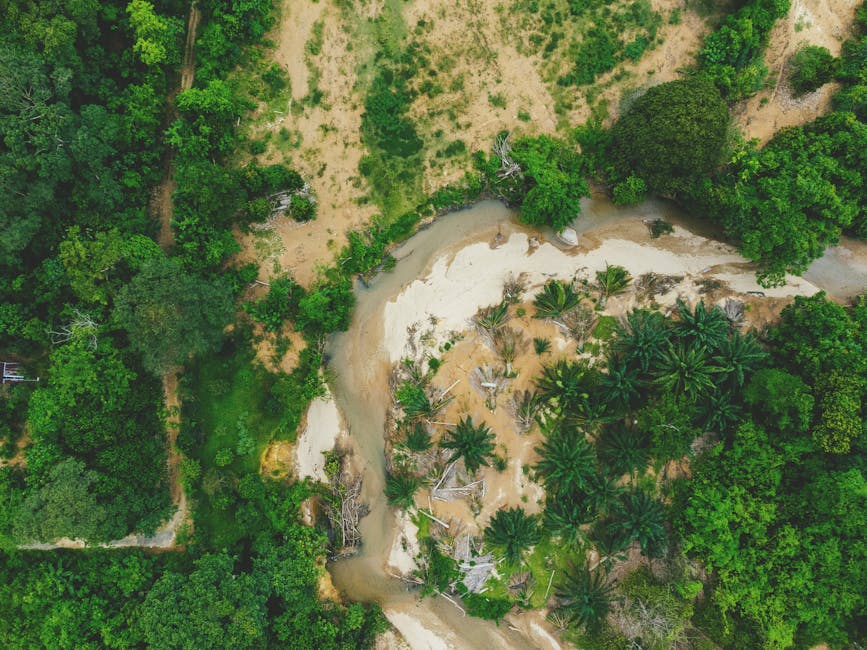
left=483, top=534, right=577, bottom=608
left=179, top=332, right=286, bottom=548
left=592, top=315, right=618, bottom=340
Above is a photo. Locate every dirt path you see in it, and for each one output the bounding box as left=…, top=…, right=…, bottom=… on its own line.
left=153, top=1, right=200, bottom=250
left=21, top=375, right=189, bottom=551
left=24, top=5, right=201, bottom=553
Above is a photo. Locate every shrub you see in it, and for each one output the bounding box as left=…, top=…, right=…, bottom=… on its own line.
left=612, top=176, right=647, bottom=205
left=789, top=45, right=836, bottom=95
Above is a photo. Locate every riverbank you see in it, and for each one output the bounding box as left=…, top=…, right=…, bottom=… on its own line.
left=316, top=197, right=864, bottom=649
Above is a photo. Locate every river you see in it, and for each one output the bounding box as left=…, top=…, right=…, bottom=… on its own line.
left=325, top=198, right=867, bottom=648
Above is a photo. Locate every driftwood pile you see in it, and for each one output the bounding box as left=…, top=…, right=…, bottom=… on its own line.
left=430, top=461, right=485, bottom=503
left=325, top=473, right=368, bottom=556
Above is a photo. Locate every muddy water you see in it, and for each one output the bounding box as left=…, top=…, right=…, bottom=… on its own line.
left=325, top=198, right=866, bottom=648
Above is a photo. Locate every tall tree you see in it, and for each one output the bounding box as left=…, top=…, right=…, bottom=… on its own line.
left=114, top=256, right=234, bottom=375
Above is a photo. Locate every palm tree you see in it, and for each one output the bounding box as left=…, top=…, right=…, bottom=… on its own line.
left=713, top=330, right=767, bottom=389
left=533, top=280, right=581, bottom=319
left=440, top=416, right=496, bottom=473
left=588, top=520, right=631, bottom=573
left=554, top=564, right=614, bottom=632
left=599, top=356, right=643, bottom=412
left=673, top=299, right=729, bottom=351
left=537, top=359, right=595, bottom=413
left=653, top=342, right=722, bottom=398
left=612, top=490, right=667, bottom=557
left=510, top=389, right=543, bottom=434
left=395, top=380, right=454, bottom=421
left=484, top=507, right=541, bottom=565
left=533, top=337, right=551, bottom=355
left=699, top=390, right=742, bottom=435
left=403, top=421, right=432, bottom=452
left=385, top=472, right=420, bottom=509
left=585, top=472, right=624, bottom=515
left=475, top=301, right=510, bottom=335
left=597, top=425, right=650, bottom=477
left=534, top=428, right=597, bottom=495
left=612, top=309, right=670, bottom=373
left=596, top=263, right=631, bottom=301
left=564, top=398, right=613, bottom=432
left=544, top=494, right=594, bottom=545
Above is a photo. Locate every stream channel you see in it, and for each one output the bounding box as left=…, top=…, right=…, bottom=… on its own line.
left=325, top=198, right=867, bottom=648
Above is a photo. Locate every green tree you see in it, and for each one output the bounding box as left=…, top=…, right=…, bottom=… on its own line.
left=743, top=368, right=814, bottom=435
left=13, top=458, right=108, bottom=543
left=509, top=136, right=590, bottom=232
left=484, top=507, right=541, bottom=565
left=554, top=564, right=614, bottom=632
left=534, top=428, right=597, bottom=495
left=295, top=280, right=355, bottom=336
left=789, top=45, right=836, bottom=95
left=608, top=77, right=730, bottom=196
left=612, top=175, right=647, bottom=206
left=114, top=257, right=234, bottom=375
left=712, top=114, right=867, bottom=286
left=768, top=292, right=866, bottom=382
left=59, top=227, right=161, bottom=304
left=139, top=553, right=268, bottom=649
left=126, top=0, right=183, bottom=67
left=26, top=336, right=171, bottom=536
left=813, top=372, right=863, bottom=453
left=440, top=416, right=496, bottom=473
left=637, top=393, right=700, bottom=462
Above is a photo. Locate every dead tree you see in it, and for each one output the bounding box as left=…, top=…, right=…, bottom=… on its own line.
left=470, top=365, right=508, bottom=411
left=48, top=310, right=98, bottom=350
left=509, top=389, right=542, bottom=434
left=723, top=298, right=744, bottom=328
left=553, top=305, right=597, bottom=344
left=493, top=326, right=528, bottom=375
left=493, top=132, right=521, bottom=179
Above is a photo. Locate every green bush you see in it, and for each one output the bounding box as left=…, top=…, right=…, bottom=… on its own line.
left=612, top=176, right=647, bottom=205
left=789, top=45, right=836, bottom=95
left=463, top=594, right=513, bottom=621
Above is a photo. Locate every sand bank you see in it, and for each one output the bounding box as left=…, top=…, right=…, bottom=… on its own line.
left=383, top=226, right=819, bottom=363
left=295, top=388, right=344, bottom=482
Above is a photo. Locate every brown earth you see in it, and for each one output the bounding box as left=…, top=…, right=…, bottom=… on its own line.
left=736, top=0, right=860, bottom=144
left=237, top=0, right=715, bottom=287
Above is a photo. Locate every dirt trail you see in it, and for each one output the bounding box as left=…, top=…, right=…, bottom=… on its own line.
left=180, top=3, right=200, bottom=93
left=153, top=1, right=200, bottom=250
left=24, top=5, right=201, bottom=553
left=21, top=374, right=189, bottom=551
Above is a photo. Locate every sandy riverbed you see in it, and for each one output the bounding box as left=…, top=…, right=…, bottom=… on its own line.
left=383, top=221, right=819, bottom=364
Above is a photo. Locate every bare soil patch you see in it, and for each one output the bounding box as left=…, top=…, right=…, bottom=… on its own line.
left=735, top=0, right=860, bottom=144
